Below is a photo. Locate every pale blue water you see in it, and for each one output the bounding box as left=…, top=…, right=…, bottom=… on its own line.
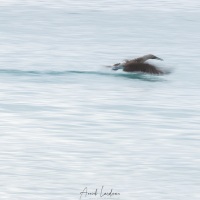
left=0, top=1, right=200, bottom=200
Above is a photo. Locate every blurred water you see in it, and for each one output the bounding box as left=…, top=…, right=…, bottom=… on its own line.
left=0, top=1, right=200, bottom=200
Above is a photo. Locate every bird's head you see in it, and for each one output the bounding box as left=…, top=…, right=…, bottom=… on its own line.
left=113, top=63, right=121, bottom=66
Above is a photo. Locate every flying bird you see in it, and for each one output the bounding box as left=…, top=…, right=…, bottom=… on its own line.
left=108, top=54, right=168, bottom=75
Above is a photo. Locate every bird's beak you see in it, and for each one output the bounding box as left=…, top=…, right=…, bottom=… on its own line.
left=155, top=56, right=163, bottom=61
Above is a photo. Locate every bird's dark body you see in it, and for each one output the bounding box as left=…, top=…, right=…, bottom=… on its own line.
left=108, top=54, right=170, bottom=75
left=123, top=62, right=164, bottom=75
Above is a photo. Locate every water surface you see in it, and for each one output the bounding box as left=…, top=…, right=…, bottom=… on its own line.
left=0, top=1, right=200, bottom=200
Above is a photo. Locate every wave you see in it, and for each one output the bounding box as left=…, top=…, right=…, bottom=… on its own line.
left=0, top=69, right=166, bottom=82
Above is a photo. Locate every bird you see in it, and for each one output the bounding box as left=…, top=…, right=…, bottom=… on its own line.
left=109, top=54, right=168, bottom=75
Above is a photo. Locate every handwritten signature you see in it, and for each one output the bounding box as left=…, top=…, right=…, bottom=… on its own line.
left=80, top=186, right=120, bottom=199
